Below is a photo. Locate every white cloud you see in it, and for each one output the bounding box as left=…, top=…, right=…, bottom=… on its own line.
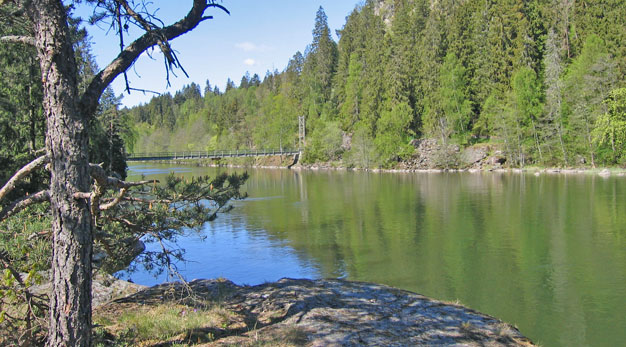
left=244, top=58, right=256, bottom=66
left=235, top=42, right=271, bottom=52
left=236, top=42, right=258, bottom=52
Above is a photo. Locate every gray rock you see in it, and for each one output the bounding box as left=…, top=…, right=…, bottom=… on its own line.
left=341, top=132, right=352, bottom=152
left=110, top=278, right=534, bottom=346
left=462, top=146, right=489, bottom=167
left=25, top=271, right=146, bottom=307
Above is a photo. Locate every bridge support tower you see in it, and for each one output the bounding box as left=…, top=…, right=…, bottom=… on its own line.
left=298, top=115, right=305, bottom=153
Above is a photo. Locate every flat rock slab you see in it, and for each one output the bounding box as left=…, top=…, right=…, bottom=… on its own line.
left=108, top=278, right=533, bottom=346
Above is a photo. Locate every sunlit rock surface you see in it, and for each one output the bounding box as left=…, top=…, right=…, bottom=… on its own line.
left=104, top=278, right=534, bottom=346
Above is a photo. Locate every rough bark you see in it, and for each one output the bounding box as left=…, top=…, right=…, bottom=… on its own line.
left=27, top=1, right=93, bottom=346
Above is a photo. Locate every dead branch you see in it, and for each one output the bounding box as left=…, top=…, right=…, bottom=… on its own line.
left=72, top=192, right=93, bottom=200
left=0, top=157, right=158, bottom=220
left=0, top=35, right=35, bottom=45
left=117, top=0, right=171, bottom=59
left=125, top=86, right=161, bottom=95
left=80, top=0, right=229, bottom=116
left=99, top=187, right=127, bottom=211
left=0, top=153, right=49, bottom=202
left=150, top=231, right=191, bottom=288
left=32, top=147, right=46, bottom=156
left=27, top=229, right=51, bottom=241
left=124, top=196, right=172, bottom=204
left=108, top=216, right=144, bottom=232
left=0, top=250, right=48, bottom=316
left=0, top=190, right=50, bottom=222
left=89, top=163, right=157, bottom=190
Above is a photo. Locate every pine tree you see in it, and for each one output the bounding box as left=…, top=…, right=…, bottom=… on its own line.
left=204, top=79, right=212, bottom=95
left=357, top=3, right=388, bottom=134
left=418, top=3, right=445, bottom=140
left=542, top=28, right=568, bottom=165
left=438, top=52, right=473, bottom=142
left=339, top=53, right=363, bottom=129
left=511, top=67, right=544, bottom=163
left=301, top=6, right=338, bottom=122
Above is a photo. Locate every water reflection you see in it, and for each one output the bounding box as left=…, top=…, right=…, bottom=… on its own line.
left=123, top=164, right=625, bottom=347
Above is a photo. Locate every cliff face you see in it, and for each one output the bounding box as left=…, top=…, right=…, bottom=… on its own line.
left=371, top=0, right=445, bottom=25
left=96, top=278, right=534, bottom=346
left=373, top=0, right=394, bottom=26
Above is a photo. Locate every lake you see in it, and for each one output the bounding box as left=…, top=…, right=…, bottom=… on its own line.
left=124, top=163, right=626, bottom=347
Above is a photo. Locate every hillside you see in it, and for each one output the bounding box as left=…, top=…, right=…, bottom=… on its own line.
left=123, top=0, right=626, bottom=168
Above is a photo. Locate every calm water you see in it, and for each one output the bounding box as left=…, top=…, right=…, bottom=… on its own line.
left=124, top=163, right=626, bottom=347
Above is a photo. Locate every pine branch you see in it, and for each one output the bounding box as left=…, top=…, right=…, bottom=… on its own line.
left=0, top=190, right=50, bottom=221
left=0, top=153, right=49, bottom=202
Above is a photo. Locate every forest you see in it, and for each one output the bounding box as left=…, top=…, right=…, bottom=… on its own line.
left=125, top=0, right=626, bottom=168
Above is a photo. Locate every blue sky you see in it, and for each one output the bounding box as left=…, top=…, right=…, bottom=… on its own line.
left=73, top=1, right=360, bottom=107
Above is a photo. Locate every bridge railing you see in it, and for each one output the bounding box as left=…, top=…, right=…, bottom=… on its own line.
left=127, top=149, right=301, bottom=160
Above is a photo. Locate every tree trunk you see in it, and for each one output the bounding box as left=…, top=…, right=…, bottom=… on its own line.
left=28, top=1, right=93, bottom=346
left=531, top=118, right=543, bottom=163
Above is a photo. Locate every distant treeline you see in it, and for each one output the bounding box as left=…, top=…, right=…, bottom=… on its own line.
left=124, top=0, right=626, bottom=168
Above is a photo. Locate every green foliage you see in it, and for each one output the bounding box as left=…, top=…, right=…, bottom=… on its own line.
left=100, top=172, right=248, bottom=276
left=344, top=125, right=379, bottom=169
left=0, top=204, right=50, bottom=346
left=541, top=28, right=568, bottom=165
left=301, top=6, right=338, bottom=121
left=125, top=1, right=625, bottom=168
left=0, top=204, right=50, bottom=271
left=563, top=35, right=618, bottom=166
left=592, top=88, right=626, bottom=164
left=424, top=52, right=473, bottom=144
left=375, top=102, right=414, bottom=166
left=439, top=53, right=473, bottom=139
left=302, top=121, right=344, bottom=163
left=510, top=67, right=544, bottom=164
left=0, top=6, right=46, bottom=200
left=90, top=89, right=128, bottom=178
left=339, top=53, right=363, bottom=130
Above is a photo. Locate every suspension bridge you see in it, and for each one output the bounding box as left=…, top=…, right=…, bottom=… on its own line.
left=128, top=116, right=306, bottom=162
left=127, top=149, right=301, bottom=161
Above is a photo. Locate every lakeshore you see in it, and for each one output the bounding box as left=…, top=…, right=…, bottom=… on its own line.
left=140, top=155, right=626, bottom=177
left=120, top=163, right=626, bottom=346
left=93, top=277, right=534, bottom=346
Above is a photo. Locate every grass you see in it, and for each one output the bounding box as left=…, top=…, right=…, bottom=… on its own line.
left=94, top=303, right=234, bottom=346
left=92, top=292, right=308, bottom=346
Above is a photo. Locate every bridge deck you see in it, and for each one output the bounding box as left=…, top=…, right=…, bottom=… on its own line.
left=127, top=149, right=301, bottom=161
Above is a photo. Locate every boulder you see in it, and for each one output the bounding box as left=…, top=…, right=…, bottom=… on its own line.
left=26, top=271, right=146, bottom=307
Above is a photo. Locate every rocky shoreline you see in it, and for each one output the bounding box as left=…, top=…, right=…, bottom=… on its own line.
left=146, top=157, right=626, bottom=177
left=95, top=277, right=534, bottom=346
left=137, top=139, right=625, bottom=177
